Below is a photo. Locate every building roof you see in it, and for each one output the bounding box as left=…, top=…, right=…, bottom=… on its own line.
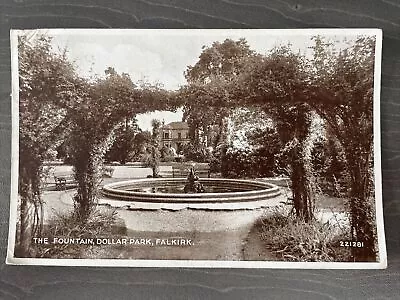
left=161, top=121, right=189, bottom=130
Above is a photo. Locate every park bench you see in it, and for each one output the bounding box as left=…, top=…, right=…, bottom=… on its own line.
left=172, top=165, right=210, bottom=178
left=102, top=166, right=114, bottom=178
left=53, top=167, right=114, bottom=190
left=53, top=166, right=114, bottom=190
left=54, top=174, right=76, bottom=190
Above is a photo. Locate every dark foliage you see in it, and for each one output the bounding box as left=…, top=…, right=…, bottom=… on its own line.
left=105, top=119, right=140, bottom=164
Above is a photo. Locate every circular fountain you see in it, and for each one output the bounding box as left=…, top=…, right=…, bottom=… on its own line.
left=102, top=176, right=282, bottom=210
left=99, top=170, right=287, bottom=255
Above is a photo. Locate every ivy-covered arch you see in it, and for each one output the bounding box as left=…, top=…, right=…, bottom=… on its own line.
left=178, top=36, right=378, bottom=261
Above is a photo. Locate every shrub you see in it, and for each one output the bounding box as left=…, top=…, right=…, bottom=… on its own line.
left=257, top=209, right=352, bottom=262
left=217, top=127, right=285, bottom=178
left=311, top=139, right=349, bottom=197
left=32, top=209, right=120, bottom=258
left=221, top=148, right=256, bottom=178
left=160, top=145, right=176, bottom=162
left=220, top=147, right=281, bottom=178
left=182, top=144, right=212, bottom=162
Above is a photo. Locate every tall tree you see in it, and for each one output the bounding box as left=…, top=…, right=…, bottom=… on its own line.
left=185, top=38, right=254, bottom=84
left=309, top=36, right=377, bottom=261
left=182, top=39, right=255, bottom=158
left=17, top=34, right=82, bottom=256
left=181, top=78, right=233, bottom=148
left=146, top=119, right=162, bottom=177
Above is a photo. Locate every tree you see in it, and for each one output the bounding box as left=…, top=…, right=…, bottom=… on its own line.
left=238, top=46, right=317, bottom=222
left=68, top=68, right=171, bottom=221
left=142, top=119, right=162, bottom=177
left=181, top=79, right=232, bottom=150
left=181, top=41, right=318, bottom=221
left=185, top=38, right=254, bottom=83
left=17, top=34, right=82, bottom=256
left=309, top=36, right=377, bottom=261
left=132, top=131, right=152, bottom=160
left=105, top=118, right=140, bottom=164
left=182, top=39, right=255, bottom=163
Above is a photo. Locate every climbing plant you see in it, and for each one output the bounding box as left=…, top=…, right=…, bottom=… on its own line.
left=17, top=34, right=84, bottom=256
left=309, top=36, right=377, bottom=261
left=67, top=67, right=171, bottom=221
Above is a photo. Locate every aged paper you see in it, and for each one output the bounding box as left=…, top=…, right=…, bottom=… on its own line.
left=7, top=29, right=386, bottom=268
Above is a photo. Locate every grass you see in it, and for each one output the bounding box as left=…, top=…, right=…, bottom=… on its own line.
left=314, top=193, right=346, bottom=211
left=257, top=208, right=352, bottom=262
left=33, top=208, right=122, bottom=258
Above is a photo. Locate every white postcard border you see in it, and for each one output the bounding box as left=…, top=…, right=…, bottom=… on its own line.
left=7, top=28, right=387, bottom=269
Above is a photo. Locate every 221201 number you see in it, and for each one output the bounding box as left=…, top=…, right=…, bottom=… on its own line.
left=339, top=241, right=364, bottom=248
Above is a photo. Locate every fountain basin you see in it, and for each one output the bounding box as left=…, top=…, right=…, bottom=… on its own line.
left=102, top=178, right=281, bottom=203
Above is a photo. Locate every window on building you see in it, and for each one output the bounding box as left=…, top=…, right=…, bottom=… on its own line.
left=178, top=132, right=182, bottom=139
left=164, top=132, right=169, bottom=139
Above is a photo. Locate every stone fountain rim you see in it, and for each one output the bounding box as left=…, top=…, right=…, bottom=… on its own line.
left=102, top=177, right=280, bottom=200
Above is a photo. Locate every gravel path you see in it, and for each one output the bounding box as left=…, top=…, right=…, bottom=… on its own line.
left=41, top=165, right=347, bottom=261
left=42, top=188, right=275, bottom=260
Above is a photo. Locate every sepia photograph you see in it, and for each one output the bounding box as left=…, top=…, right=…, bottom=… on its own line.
left=7, top=29, right=386, bottom=268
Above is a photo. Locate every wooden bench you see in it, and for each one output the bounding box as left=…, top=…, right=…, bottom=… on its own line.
left=102, top=166, right=114, bottom=178
left=172, top=166, right=210, bottom=178
left=54, top=174, right=76, bottom=190
left=53, top=167, right=114, bottom=190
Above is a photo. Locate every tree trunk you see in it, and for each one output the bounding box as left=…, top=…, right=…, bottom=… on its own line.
left=276, top=105, right=315, bottom=222
left=151, top=145, right=160, bottom=177
left=15, top=195, right=34, bottom=257
left=216, top=116, right=230, bottom=176
left=152, top=164, right=159, bottom=178
left=73, top=154, right=102, bottom=222
left=347, top=152, right=376, bottom=261
left=290, top=143, right=314, bottom=222
left=188, top=121, right=200, bottom=149
left=16, top=164, right=43, bottom=257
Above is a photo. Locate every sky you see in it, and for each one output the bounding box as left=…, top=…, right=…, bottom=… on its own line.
left=136, top=109, right=183, bottom=132
left=48, top=30, right=322, bottom=90
left=30, top=29, right=373, bottom=131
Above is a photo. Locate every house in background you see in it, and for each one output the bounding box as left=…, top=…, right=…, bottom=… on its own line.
left=160, top=121, right=190, bottom=154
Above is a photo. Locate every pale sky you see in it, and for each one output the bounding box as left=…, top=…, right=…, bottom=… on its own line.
left=136, top=109, right=183, bottom=132
left=26, top=29, right=373, bottom=131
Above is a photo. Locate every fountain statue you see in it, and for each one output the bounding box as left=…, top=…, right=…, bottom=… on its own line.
left=184, top=167, right=205, bottom=193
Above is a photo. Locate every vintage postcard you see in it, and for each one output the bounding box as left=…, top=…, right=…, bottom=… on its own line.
left=7, top=28, right=386, bottom=268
